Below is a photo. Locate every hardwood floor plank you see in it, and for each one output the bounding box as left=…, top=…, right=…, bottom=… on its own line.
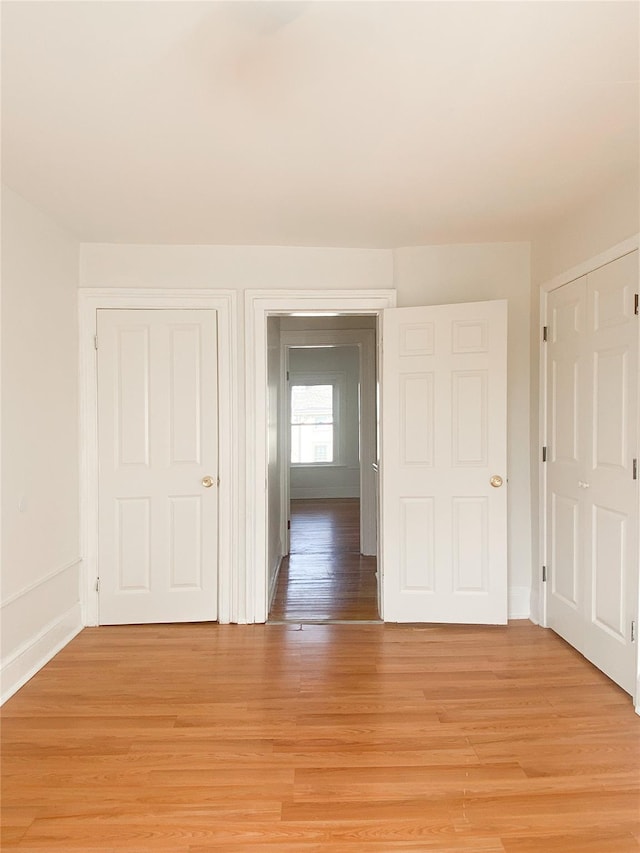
left=2, top=621, right=639, bottom=851
left=502, top=832, right=640, bottom=852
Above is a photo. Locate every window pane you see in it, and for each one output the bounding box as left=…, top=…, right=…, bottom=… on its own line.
left=291, top=385, right=333, bottom=425
left=291, top=424, right=334, bottom=464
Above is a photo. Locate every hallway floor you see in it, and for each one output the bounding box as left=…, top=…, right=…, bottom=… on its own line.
left=269, top=499, right=379, bottom=622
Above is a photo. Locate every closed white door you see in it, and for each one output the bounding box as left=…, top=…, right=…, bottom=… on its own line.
left=382, top=300, right=508, bottom=624
left=547, top=252, right=638, bottom=694
left=97, top=309, right=219, bottom=624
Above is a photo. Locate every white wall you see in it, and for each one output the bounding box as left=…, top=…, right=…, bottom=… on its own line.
left=266, top=316, right=283, bottom=605
left=529, top=173, right=640, bottom=627
left=531, top=173, right=639, bottom=287
left=80, top=244, right=393, bottom=291
left=1, top=187, right=82, bottom=702
left=289, top=345, right=360, bottom=499
left=393, top=242, right=532, bottom=618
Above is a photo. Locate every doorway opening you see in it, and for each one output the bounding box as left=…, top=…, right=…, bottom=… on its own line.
left=266, top=316, right=381, bottom=623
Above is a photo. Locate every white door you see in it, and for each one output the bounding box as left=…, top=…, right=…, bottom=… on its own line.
left=547, top=251, right=638, bottom=694
left=546, top=276, right=587, bottom=652
left=97, top=309, right=219, bottom=624
left=382, top=300, right=508, bottom=623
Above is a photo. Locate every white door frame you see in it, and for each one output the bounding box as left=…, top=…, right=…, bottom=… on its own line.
left=537, top=235, right=640, bottom=706
left=79, top=288, right=238, bottom=626
left=245, top=290, right=396, bottom=623
left=280, top=328, right=377, bottom=557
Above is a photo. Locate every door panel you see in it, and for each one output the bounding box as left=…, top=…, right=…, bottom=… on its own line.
left=98, top=309, right=219, bottom=625
left=592, top=504, right=626, bottom=638
left=452, top=370, right=488, bottom=465
left=550, top=492, right=579, bottom=607
left=593, top=347, right=628, bottom=470
left=400, top=498, right=435, bottom=591
left=117, top=326, right=150, bottom=465
left=116, top=497, right=151, bottom=590
left=452, top=497, right=489, bottom=591
left=382, top=300, right=507, bottom=624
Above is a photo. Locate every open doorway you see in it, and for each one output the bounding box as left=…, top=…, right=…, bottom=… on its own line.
left=249, top=289, right=508, bottom=629
left=266, top=315, right=381, bottom=622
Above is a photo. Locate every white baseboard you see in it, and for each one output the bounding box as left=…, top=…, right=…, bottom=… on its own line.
left=268, top=555, right=283, bottom=610
left=1, top=603, right=83, bottom=705
left=508, top=585, right=531, bottom=620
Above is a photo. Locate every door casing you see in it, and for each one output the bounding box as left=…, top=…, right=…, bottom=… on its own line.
left=245, top=290, right=396, bottom=623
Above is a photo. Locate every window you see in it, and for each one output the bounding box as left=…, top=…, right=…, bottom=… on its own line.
left=290, top=381, right=337, bottom=464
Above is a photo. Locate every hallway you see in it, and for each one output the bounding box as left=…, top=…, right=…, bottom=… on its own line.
left=269, top=499, right=379, bottom=622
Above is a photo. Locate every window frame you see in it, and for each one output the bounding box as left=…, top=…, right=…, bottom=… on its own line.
left=289, top=371, right=346, bottom=467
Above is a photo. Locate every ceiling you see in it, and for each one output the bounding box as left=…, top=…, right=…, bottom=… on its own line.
left=2, top=1, right=638, bottom=247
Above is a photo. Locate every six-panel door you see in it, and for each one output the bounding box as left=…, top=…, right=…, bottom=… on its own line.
left=97, top=309, right=219, bottom=624
left=382, top=300, right=508, bottom=624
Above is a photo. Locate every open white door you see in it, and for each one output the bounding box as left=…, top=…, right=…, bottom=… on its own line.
left=382, top=300, right=508, bottom=624
left=97, top=309, right=219, bottom=624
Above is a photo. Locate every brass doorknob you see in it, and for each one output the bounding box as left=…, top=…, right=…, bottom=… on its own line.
left=490, top=475, right=504, bottom=488
left=202, top=476, right=215, bottom=488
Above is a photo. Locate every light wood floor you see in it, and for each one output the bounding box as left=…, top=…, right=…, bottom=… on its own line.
left=269, top=498, right=379, bottom=622
left=2, top=621, right=639, bottom=851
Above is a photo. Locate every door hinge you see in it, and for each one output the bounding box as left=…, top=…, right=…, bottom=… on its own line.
left=95, top=577, right=100, bottom=593
left=542, top=565, right=547, bottom=583
left=286, top=370, right=290, bottom=381
left=542, top=446, right=548, bottom=462
left=287, top=519, right=291, bottom=530
left=633, top=459, right=638, bottom=480
left=632, top=620, right=636, bottom=643
left=94, top=334, right=98, bottom=350
left=634, top=294, right=639, bottom=316
left=542, top=326, right=549, bottom=342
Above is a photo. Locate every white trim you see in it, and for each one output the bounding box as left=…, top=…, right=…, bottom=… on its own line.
left=0, top=558, right=81, bottom=609
left=540, top=235, right=639, bottom=293
left=508, top=586, right=531, bottom=620
left=0, top=603, right=83, bottom=704
left=279, top=341, right=290, bottom=555
left=78, top=288, right=238, bottom=626
left=536, top=284, right=548, bottom=628
left=245, top=290, right=396, bottom=624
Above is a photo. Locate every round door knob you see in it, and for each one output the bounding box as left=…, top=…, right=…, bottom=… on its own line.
left=202, top=476, right=215, bottom=488
left=490, top=475, right=504, bottom=488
